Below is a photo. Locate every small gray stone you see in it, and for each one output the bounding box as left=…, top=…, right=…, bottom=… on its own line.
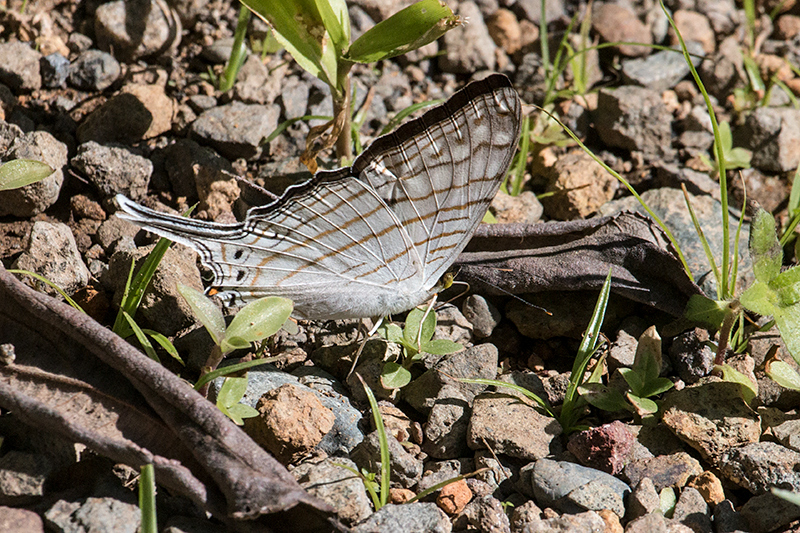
left=351, top=431, right=422, bottom=489
left=621, top=42, right=705, bottom=93
left=593, top=86, right=674, bottom=160
left=418, top=459, right=474, bottom=493
left=0, top=451, right=53, bottom=504
left=95, top=215, right=140, bottom=253
left=0, top=41, right=42, bottom=91
left=625, top=513, right=694, bottom=533
left=94, top=0, right=181, bottom=61
left=740, top=107, right=800, bottom=173
left=661, top=380, right=761, bottom=462
left=626, top=477, right=660, bottom=520
left=72, top=142, right=152, bottom=202
left=669, top=328, right=715, bottom=384
left=280, top=77, right=310, bottom=120
left=402, top=343, right=498, bottom=415
left=623, top=452, right=703, bottom=493
left=468, top=392, right=562, bottom=461
left=718, top=441, right=800, bottom=494
left=233, top=54, right=285, bottom=105
left=44, top=477, right=140, bottom=533
left=351, top=503, right=451, bottom=533
left=462, top=295, right=501, bottom=339
left=67, top=49, right=121, bottom=91
left=12, top=222, right=90, bottom=296
left=292, top=458, right=372, bottom=526
left=200, top=37, right=234, bottom=64
left=672, top=487, right=712, bottom=533
left=531, top=459, right=631, bottom=516
left=423, top=385, right=472, bottom=459
left=439, top=1, right=496, bottom=74
left=740, top=491, right=800, bottom=533
left=592, top=3, right=652, bottom=57
left=191, top=101, right=280, bottom=160
left=40, top=53, right=70, bottom=88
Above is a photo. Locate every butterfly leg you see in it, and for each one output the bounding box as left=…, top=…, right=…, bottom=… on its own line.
left=346, top=316, right=385, bottom=380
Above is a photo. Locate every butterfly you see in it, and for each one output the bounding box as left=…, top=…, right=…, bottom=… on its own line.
left=117, top=74, right=521, bottom=320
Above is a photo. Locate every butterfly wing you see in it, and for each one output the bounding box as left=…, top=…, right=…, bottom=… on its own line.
left=352, top=74, right=522, bottom=290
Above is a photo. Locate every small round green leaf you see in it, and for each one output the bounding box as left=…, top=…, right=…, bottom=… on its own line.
left=0, top=159, right=53, bottom=191
left=381, top=361, right=412, bottom=389
left=221, top=296, right=293, bottom=353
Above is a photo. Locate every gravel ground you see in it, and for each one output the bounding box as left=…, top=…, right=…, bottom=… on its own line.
left=1, top=0, right=800, bottom=531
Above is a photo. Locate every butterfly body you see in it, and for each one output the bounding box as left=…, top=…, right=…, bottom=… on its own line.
left=117, top=74, right=521, bottom=320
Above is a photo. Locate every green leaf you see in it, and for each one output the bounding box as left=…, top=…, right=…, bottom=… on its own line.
left=660, top=487, right=677, bottom=517
left=638, top=377, right=675, bottom=398
left=0, top=159, right=53, bottom=191
left=772, top=267, right=800, bottom=307
left=217, top=376, right=249, bottom=407
left=626, top=393, right=659, bottom=416
left=177, top=283, right=225, bottom=345
left=578, top=383, right=632, bottom=412
left=377, top=322, right=404, bottom=344
left=715, top=364, right=758, bottom=404
left=740, top=280, right=779, bottom=318
left=317, top=0, right=350, bottom=51
left=226, top=402, right=259, bottom=422
left=141, top=329, right=184, bottom=365
left=422, top=338, right=462, bottom=355
left=358, top=374, right=390, bottom=509
left=774, top=305, right=800, bottom=361
left=240, top=0, right=341, bottom=91
left=221, top=296, right=293, bottom=354
left=122, top=312, right=160, bottom=363
left=765, top=359, right=800, bottom=391
left=727, top=147, right=751, bottom=169
left=139, top=464, right=157, bottom=533
left=632, top=326, right=662, bottom=383
left=404, top=307, right=435, bottom=348
left=683, top=295, right=728, bottom=329
left=750, top=210, right=782, bottom=284
left=773, top=488, right=800, bottom=507
left=380, top=361, right=412, bottom=389
left=718, top=121, right=733, bottom=151
left=619, top=368, right=646, bottom=397
left=461, top=378, right=555, bottom=416
left=346, top=0, right=459, bottom=63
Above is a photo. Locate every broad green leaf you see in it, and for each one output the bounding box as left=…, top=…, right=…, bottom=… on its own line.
left=772, top=267, right=800, bottom=307
left=317, top=0, right=350, bottom=52
left=774, top=305, right=800, bottom=361
left=639, top=377, right=675, bottom=398
left=683, top=294, right=728, bottom=329
left=422, top=338, right=462, bottom=355
left=765, top=359, right=800, bottom=391
left=217, top=376, right=249, bottom=407
left=404, top=307, right=436, bottom=348
left=578, top=383, right=632, bottom=413
left=660, top=487, right=677, bottom=516
left=633, top=326, right=662, bottom=383
left=740, top=280, right=779, bottom=318
left=619, top=368, right=646, bottom=397
left=377, top=322, right=404, bottom=344
left=626, top=393, right=658, bottom=416
left=346, top=0, right=459, bottom=63
left=750, top=210, right=782, bottom=283
left=221, top=296, right=293, bottom=353
left=727, top=147, right=751, bottom=169
left=718, top=121, right=733, bottom=151
left=381, top=361, right=412, bottom=389
left=177, top=283, right=225, bottom=345
left=715, top=364, right=758, bottom=403
left=282, top=317, right=299, bottom=335
left=0, top=159, right=53, bottom=191
left=241, top=0, right=340, bottom=91
left=226, top=402, right=259, bottom=423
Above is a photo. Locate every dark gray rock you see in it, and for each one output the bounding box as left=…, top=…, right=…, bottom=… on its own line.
left=67, top=49, right=121, bottom=91
left=718, top=441, right=800, bottom=494
left=233, top=54, right=285, bottom=105
left=593, top=86, right=674, bottom=160
left=402, top=343, right=498, bottom=415
left=72, top=142, right=152, bottom=202
left=623, top=452, right=703, bottom=493
left=279, top=77, right=311, bottom=120
left=351, top=431, right=422, bottom=489
left=626, top=477, right=660, bottom=520
left=621, top=42, right=705, bottom=93
left=94, top=0, right=181, bottom=61
left=12, top=221, right=90, bottom=296
left=351, top=503, right=451, bottom=533
left=531, top=459, right=631, bottom=517
left=462, top=295, right=501, bottom=339
left=672, top=487, right=712, bottom=533
left=191, top=101, right=280, bottom=160
left=714, top=499, right=749, bottom=533
left=0, top=451, right=54, bottom=504
left=740, top=107, right=800, bottom=173
left=0, top=41, right=42, bottom=91
left=740, top=491, right=800, bottom=533
left=43, top=476, right=140, bottom=533
left=40, top=53, right=70, bottom=88
left=292, top=458, right=371, bottom=526
left=669, top=328, right=715, bottom=384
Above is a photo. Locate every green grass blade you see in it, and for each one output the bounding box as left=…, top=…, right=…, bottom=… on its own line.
left=219, top=5, right=251, bottom=92
left=681, top=185, right=721, bottom=298
left=139, top=464, right=157, bottom=533
left=358, top=374, right=390, bottom=509
left=459, top=377, right=555, bottom=418
left=262, top=115, right=332, bottom=145
left=505, top=115, right=530, bottom=196
left=379, top=99, right=444, bottom=136
left=192, top=355, right=284, bottom=391
left=141, top=329, right=184, bottom=365
left=7, top=269, right=85, bottom=313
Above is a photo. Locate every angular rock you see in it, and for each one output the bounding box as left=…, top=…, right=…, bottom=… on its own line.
left=668, top=328, right=715, bottom=384
left=423, top=384, right=472, bottom=459
left=292, top=458, right=371, bottom=526
left=191, top=101, right=280, bottom=160
left=0, top=41, right=42, bottom=91
left=78, top=84, right=175, bottom=144
left=351, top=503, right=451, bottom=533
left=661, top=380, right=761, bottom=462
left=672, top=487, right=712, bottom=533
left=233, top=54, right=285, bottom=105
left=67, top=49, right=120, bottom=91
left=671, top=10, right=716, bottom=54
left=718, top=441, right=800, bottom=494
left=531, top=459, right=631, bottom=517
left=0, top=506, right=42, bottom=531
left=740, top=491, right=800, bottom=533
left=95, top=0, right=181, bottom=61
left=439, top=1, right=496, bottom=74
left=626, top=477, right=660, bottom=520
left=0, top=451, right=53, bottom=504
left=40, top=53, right=70, bottom=88
left=72, top=142, right=152, bottom=202
left=625, top=513, right=694, bottom=533
left=593, top=86, right=673, bottom=160
left=592, top=3, right=652, bottom=57
left=461, top=295, right=501, bottom=339
left=12, top=222, right=90, bottom=296
left=621, top=42, right=705, bottom=93
left=741, top=107, right=800, bottom=173
left=567, top=420, right=635, bottom=475
left=542, top=150, right=618, bottom=220
left=623, top=452, right=703, bottom=492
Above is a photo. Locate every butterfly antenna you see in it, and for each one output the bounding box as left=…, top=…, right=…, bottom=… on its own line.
left=459, top=273, right=552, bottom=316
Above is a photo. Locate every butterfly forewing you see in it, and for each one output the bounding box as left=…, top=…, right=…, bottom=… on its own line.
left=116, top=74, right=521, bottom=320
